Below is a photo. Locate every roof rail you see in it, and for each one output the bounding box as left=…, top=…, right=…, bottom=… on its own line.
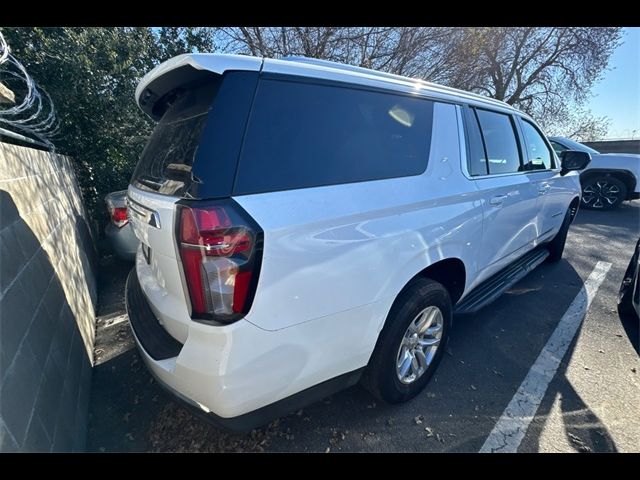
left=281, top=55, right=512, bottom=110
left=282, top=56, right=425, bottom=85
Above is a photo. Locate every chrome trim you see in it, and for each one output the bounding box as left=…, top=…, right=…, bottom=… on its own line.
left=127, top=196, right=162, bottom=229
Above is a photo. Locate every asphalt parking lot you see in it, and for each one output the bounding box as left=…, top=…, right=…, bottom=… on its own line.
left=87, top=201, right=640, bottom=453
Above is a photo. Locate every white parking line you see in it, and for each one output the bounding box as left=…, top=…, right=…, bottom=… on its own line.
left=479, top=261, right=612, bottom=453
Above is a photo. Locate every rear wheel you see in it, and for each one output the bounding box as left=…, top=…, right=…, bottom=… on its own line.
left=581, top=176, right=627, bottom=210
left=362, top=278, right=451, bottom=404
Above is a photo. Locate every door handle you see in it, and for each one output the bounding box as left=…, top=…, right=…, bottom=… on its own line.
left=489, top=194, right=508, bottom=206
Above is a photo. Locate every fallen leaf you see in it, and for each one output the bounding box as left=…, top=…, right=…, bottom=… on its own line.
left=470, top=385, right=477, bottom=391
left=414, top=415, right=424, bottom=425
left=424, top=427, right=434, bottom=437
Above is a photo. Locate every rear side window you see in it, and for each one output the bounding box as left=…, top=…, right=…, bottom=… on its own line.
left=475, top=109, right=522, bottom=175
left=233, top=78, right=434, bottom=195
left=520, top=119, right=554, bottom=170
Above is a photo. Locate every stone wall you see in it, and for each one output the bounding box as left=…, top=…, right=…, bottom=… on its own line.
left=0, top=142, right=97, bottom=452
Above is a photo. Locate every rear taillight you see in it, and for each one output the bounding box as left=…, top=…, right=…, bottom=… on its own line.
left=110, top=207, right=129, bottom=228
left=177, top=200, right=262, bottom=323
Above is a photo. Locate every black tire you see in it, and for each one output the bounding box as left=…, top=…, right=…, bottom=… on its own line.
left=362, top=277, right=451, bottom=404
left=581, top=176, right=627, bottom=210
left=546, top=208, right=572, bottom=263
left=618, top=247, right=639, bottom=318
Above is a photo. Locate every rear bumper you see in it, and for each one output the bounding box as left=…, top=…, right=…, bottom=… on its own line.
left=105, top=223, right=139, bottom=261
left=125, top=268, right=365, bottom=432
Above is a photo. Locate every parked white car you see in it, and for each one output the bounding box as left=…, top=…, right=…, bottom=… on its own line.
left=125, top=54, right=589, bottom=431
left=549, top=136, right=640, bottom=209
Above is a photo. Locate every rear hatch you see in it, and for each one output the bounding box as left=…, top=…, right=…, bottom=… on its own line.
left=127, top=59, right=261, bottom=342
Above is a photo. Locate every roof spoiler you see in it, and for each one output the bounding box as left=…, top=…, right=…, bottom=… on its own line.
left=135, top=54, right=263, bottom=120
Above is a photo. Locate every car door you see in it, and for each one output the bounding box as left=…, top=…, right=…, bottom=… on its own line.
left=463, top=106, right=539, bottom=283
left=517, top=117, right=569, bottom=240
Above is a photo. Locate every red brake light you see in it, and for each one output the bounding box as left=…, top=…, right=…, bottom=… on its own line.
left=177, top=201, right=262, bottom=322
left=111, top=207, right=129, bottom=228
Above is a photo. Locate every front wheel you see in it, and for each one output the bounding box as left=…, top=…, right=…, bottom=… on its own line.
left=362, top=278, right=451, bottom=404
left=546, top=208, right=572, bottom=263
left=581, top=176, right=627, bottom=210
left=618, top=245, right=639, bottom=319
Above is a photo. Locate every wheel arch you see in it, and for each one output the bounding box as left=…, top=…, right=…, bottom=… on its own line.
left=580, top=169, right=636, bottom=199
left=389, top=258, right=467, bottom=312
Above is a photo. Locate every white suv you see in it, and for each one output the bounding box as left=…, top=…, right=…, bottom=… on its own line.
left=125, top=54, right=589, bottom=431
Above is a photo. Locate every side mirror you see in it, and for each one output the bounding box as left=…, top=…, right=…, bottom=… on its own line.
left=560, top=150, right=591, bottom=176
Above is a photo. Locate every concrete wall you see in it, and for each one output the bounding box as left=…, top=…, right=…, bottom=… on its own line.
left=584, top=139, right=640, bottom=155
left=0, top=142, right=97, bottom=452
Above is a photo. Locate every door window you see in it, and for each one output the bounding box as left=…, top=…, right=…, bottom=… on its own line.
left=475, top=109, right=522, bottom=175
left=520, top=119, right=554, bottom=170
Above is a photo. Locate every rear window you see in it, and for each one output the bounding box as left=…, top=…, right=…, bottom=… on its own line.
left=131, top=71, right=259, bottom=198
left=233, top=78, right=434, bottom=195
left=132, top=79, right=220, bottom=196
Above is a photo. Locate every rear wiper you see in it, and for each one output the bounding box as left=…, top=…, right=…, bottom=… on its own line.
left=137, top=176, right=164, bottom=191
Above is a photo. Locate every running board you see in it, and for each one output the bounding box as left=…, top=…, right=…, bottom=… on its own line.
left=454, top=248, right=549, bottom=315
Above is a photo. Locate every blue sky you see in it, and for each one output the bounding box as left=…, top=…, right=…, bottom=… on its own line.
left=588, top=27, right=640, bottom=139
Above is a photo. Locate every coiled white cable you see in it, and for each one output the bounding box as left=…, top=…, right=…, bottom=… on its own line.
left=0, top=31, right=57, bottom=150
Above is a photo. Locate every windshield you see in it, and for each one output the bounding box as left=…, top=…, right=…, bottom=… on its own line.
left=552, top=137, right=600, bottom=155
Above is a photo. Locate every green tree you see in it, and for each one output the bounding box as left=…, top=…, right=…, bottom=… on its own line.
left=0, top=27, right=217, bottom=234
